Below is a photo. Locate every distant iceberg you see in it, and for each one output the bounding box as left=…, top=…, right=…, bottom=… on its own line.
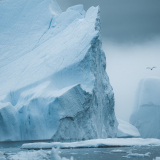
left=130, top=78, right=160, bottom=138
left=0, top=0, right=117, bottom=141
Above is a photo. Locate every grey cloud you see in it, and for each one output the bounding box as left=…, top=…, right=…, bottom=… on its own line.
left=57, top=0, right=160, bottom=43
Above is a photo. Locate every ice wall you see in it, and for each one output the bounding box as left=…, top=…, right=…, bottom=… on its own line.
left=130, top=78, right=160, bottom=138
left=0, top=0, right=117, bottom=141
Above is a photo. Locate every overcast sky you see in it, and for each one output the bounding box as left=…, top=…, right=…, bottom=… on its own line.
left=57, top=0, right=160, bottom=43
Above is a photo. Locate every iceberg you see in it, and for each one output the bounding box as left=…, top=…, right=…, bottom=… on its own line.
left=0, top=0, right=117, bottom=141
left=130, top=78, right=160, bottom=138
left=117, top=118, right=140, bottom=138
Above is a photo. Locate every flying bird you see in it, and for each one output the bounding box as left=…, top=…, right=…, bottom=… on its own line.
left=146, top=67, right=156, bottom=70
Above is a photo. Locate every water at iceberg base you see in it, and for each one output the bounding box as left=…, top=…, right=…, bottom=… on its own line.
left=1, top=145, right=160, bottom=160
left=0, top=148, right=73, bottom=160
left=0, top=138, right=158, bottom=159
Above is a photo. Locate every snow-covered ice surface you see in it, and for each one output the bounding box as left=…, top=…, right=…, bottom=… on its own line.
left=117, top=118, right=140, bottom=138
left=21, top=138, right=160, bottom=149
left=130, top=78, right=160, bottom=138
left=0, top=0, right=117, bottom=141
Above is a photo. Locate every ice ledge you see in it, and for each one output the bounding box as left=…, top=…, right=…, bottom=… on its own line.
left=21, top=138, right=160, bottom=149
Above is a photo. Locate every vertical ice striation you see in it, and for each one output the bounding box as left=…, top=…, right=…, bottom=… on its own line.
left=0, top=0, right=117, bottom=141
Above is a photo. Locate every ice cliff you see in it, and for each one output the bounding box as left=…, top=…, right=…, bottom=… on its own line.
left=130, top=78, right=160, bottom=138
left=0, top=0, right=117, bottom=141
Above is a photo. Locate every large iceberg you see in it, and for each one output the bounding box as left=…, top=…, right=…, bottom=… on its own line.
left=0, top=0, right=117, bottom=141
left=130, top=78, right=160, bottom=138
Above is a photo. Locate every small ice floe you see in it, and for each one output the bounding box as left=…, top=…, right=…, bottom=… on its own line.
left=7, top=150, right=50, bottom=160
left=4, top=152, right=16, bottom=156
left=7, top=148, right=74, bottom=160
left=123, top=152, right=151, bottom=158
left=110, top=149, right=126, bottom=153
left=102, top=152, right=110, bottom=154
left=83, top=153, right=88, bottom=155
left=153, top=157, right=160, bottom=160
left=0, top=151, right=6, bottom=160
left=94, top=151, right=101, bottom=153
left=127, top=149, right=137, bottom=154
left=70, top=153, right=77, bottom=155
left=51, top=148, right=74, bottom=160
left=0, top=151, right=4, bottom=155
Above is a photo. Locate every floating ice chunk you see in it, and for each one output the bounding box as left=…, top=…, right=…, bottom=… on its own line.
left=51, top=148, right=73, bottom=160
left=153, top=157, right=160, bottom=160
left=123, top=152, right=151, bottom=158
left=7, top=148, right=73, bottom=160
left=0, top=151, right=5, bottom=160
left=110, top=149, right=126, bottom=153
left=83, top=153, right=88, bottom=155
left=7, top=150, right=50, bottom=160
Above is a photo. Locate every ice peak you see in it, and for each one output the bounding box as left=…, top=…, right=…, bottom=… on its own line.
left=66, top=5, right=85, bottom=16
left=50, top=0, right=62, bottom=15
left=85, top=6, right=101, bottom=32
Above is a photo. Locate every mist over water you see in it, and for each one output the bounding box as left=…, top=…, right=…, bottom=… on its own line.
left=103, top=37, right=160, bottom=122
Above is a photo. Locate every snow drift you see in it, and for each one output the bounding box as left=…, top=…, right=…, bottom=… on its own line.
left=0, top=0, right=117, bottom=141
left=130, top=78, right=160, bottom=138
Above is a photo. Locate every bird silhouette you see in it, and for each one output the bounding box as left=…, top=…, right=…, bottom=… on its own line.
left=146, top=67, right=156, bottom=70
